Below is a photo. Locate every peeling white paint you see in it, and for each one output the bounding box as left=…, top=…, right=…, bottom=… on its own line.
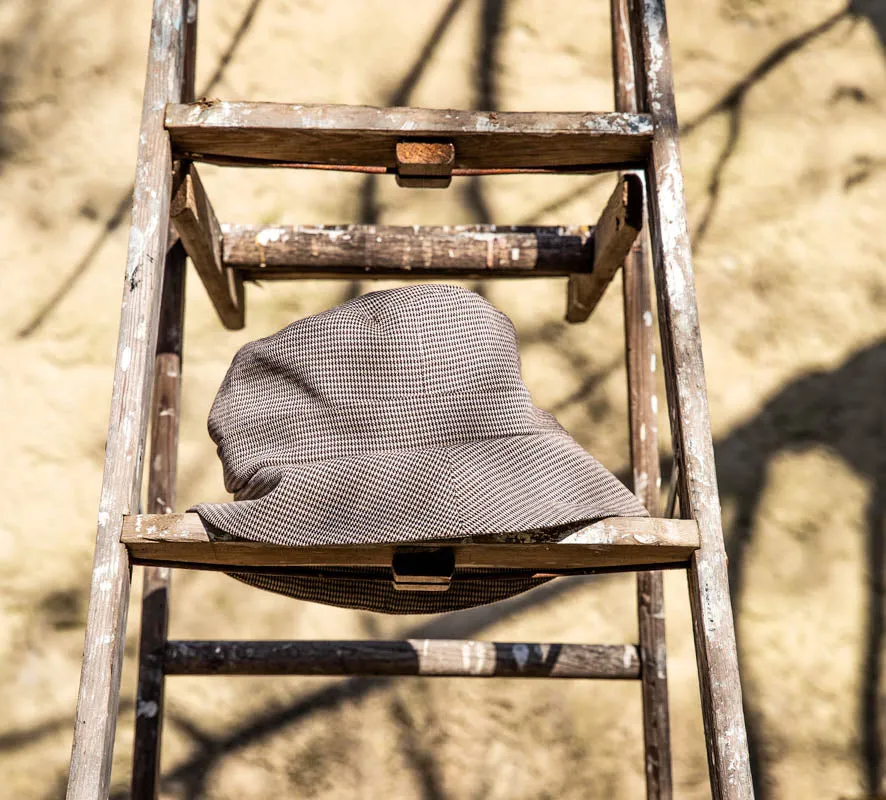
left=624, top=645, right=634, bottom=669
left=461, top=641, right=488, bottom=675
left=562, top=523, right=616, bottom=545
left=254, top=229, right=281, bottom=248
left=137, top=700, right=159, bottom=719
left=93, top=563, right=113, bottom=580
left=512, top=644, right=530, bottom=671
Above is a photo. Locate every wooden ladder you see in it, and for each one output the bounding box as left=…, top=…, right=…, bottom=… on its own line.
left=66, top=1, right=754, bottom=798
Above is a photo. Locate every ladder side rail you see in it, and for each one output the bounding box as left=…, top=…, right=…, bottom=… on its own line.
left=132, top=18, right=196, bottom=798
left=132, top=13, right=195, bottom=797
left=612, top=0, right=673, bottom=796
left=627, top=0, right=754, bottom=797
left=66, top=1, right=189, bottom=796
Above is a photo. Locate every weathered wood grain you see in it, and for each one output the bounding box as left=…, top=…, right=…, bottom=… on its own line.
left=120, top=514, right=699, bottom=572
left=222, top=224, right=593, bottom=279
left=613, top=0, right=673, bottom=795
left=131, top=241, right=186, bottom=800
left=628, top=0, right=754, bottom=796
left=171, top=164, right=244, bottom=329
left=67, top=1, right=187, bottom=797
left=395, top=140, right=454, bottom=188
left=163, top=640, right=642, bottom=679
left=566, top=173, right=643, bottom=322
left=164, top=102, right=653, bottom=170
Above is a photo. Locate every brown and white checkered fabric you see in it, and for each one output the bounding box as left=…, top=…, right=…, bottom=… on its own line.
left=192, top=284, right=646, bottom=613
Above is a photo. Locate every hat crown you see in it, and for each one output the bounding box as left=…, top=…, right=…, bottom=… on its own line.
left=230, top=284, right=524, bottom=408
left=209, top=285, right=539, bottom=493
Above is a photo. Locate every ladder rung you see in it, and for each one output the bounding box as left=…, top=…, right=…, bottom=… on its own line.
left=165, top=102, right=653, bottom=172
left=121, top=513, right=699, bottom=572
left=221, top=224, right=593, bottom=279
left=163, top=639, right=641, bottom=679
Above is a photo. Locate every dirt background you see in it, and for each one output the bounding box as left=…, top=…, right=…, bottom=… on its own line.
left=1, top=0, right=886, bottom=797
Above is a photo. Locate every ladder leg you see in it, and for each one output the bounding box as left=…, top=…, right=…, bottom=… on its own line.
left=627, top=0, right=754, bottom=797
left=612, top=1, right=673, bottom=797
left=66, top=2, right=190, bottom=797
left=131, top=241, right=187, bottom=799
left=624, top=234, right=673, bottom=798
left=131, top=8, right=195, bottom=797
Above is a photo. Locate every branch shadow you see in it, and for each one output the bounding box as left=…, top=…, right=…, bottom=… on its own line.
left=16, top=0, right=269, bottom=339
left=681, top=5, right=852, bottom=252
left=353, top=0, right=469, bottom=309
left=361, top=614, right=449, bottom=800
left=116, top=577, right=592, bottom=799
left=0, top=1, right=55, bottom=167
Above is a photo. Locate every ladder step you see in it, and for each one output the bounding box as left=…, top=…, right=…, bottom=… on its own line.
left=121, top=514, right=699, bottom=573
left=163, top=639, right=641, bottom=679
left=222, top=224, right=593, bottom=279
left=165, top=102, right=652, bottom=172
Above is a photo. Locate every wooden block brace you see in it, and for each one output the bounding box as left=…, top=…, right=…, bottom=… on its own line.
left=391, top=549, right=456, bottom=591
left=120, top=513, right=699, bottom=573
left=221, top=224, right=594, bottom=279
left=395, top=140, right=455, bottom=188
left=163, top=639, right=642, bottom=679
left=566, top=173, right=643, bottom=323
left=171, top=164, right=245, bottom=329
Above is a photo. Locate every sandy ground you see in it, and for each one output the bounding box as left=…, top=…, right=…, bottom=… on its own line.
left=1, top=0, right=886, bottom=797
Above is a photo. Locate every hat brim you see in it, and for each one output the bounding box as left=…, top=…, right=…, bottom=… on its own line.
left=191, top=431, right=646, bottom=614
left=193, top=430, right=646, bottom=547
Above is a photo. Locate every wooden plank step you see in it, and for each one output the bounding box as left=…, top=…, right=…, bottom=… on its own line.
left=165, top=102, right=653, bottom=172
left=120, top=514, right=699, bottom=573
left=163, top=639, right=641, bottom=679
left=221, top=224, right=593, bottom=279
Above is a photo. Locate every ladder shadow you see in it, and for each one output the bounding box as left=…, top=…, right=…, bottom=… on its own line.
left=650, top=340, right=886, bottom=798
left=22, top=342, right=886, bottom=797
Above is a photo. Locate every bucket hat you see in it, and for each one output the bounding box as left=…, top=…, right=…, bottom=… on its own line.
left=192, top=284, right=647, bottom=613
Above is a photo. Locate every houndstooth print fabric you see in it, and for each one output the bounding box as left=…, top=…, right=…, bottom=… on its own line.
left=192, top=284, right=647, bottom=613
